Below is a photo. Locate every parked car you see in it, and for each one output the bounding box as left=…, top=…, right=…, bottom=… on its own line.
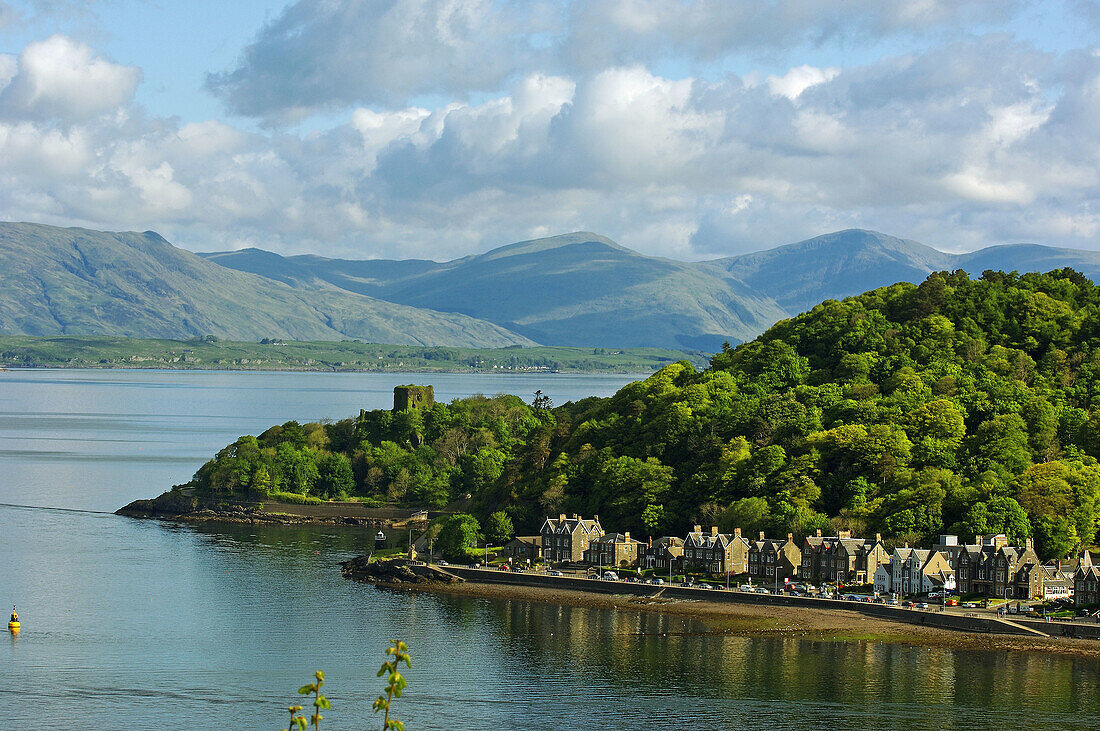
left=602, top=571, right=619, bottom=581
left=739, top=584, right=755, bottom=592
left=547, top=570, right=563, bottom=577
left=755, top=587, right=770, bottom=594
left=915, top=602, right=929, bottom=609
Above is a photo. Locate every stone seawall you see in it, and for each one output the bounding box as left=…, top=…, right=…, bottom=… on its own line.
left=446, top=567, right=1050, bottom=638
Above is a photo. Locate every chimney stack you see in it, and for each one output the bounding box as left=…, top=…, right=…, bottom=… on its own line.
left=787, top=533, right=793, bottom=542
left=734, top=528, right=741, bottom=537
left=876, top=533, right=882, bottom=542
left=693, top=525, right=701, bottom=534
left=759, top=531, right=765, bottom=540
left=816, top=529, right=822, bottom=537
left=624, top=531, right=630, bottom=541
left=839, top=530, right=851, bottom=539
left=1025, top=537, right=1033, bottom=551
left=559, top=513, right=566, bottom=521
left=593, top=514, right=599, bottom=524
left=711, top=526, right=719, bottom=536
left=976, top=534, right=983, bottom=545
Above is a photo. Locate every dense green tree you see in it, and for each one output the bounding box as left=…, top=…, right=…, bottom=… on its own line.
left=485, top=511, right=514, bottom=545
left=187, top=269, right=1100, bottom=559
left=315, top=453, right=355, bottom=499
left=437, top=513, right=482, bottom=562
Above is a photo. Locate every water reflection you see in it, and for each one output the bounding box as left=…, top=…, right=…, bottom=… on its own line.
left=407, top=592, right=1100, bottom=730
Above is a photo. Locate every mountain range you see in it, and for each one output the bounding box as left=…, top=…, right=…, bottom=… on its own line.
left=4, top=221, right=1100, bottom=350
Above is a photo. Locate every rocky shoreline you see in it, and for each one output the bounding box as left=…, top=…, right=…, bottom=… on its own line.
left=340, top=556, right=464, bottom=586
left=115, top=489, right=384, bottom=526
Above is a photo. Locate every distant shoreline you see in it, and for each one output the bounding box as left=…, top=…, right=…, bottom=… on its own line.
left=0, top=335, right=707, bottom=374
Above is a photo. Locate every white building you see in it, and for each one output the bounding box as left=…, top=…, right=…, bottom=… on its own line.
left=874, top=561, right=892, bottom=594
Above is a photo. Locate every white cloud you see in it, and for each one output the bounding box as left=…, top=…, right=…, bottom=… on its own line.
left=206, top=0, right=548, bottom=122
left=5, top=26, right=1100, bottom=260
left=206, top=0, right=1029, bottom=122
left=0, top=35, right=140, bottom=121
left=765, top=65, right=840, bottom=100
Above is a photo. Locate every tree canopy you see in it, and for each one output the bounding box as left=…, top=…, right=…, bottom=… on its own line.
left=188, top=269, right=1100, bottom=558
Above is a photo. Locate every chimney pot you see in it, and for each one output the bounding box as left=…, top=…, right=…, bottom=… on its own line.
left=787, top=533, right=793, bottom=541
left=876, top=533, right=882, bottom=542
left=734, top=527, right=741, bottom=536
left=624, top=531, right=630, bottom=540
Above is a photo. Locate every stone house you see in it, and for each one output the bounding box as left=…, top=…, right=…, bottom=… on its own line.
left=500, top=536, right=542, bottom=561
left=683, top=526, right=750, bottom=575
left=639, top=536, right=684, bottom=573
left=540, top=514, right=603, bottom=563
left=955, top=535, right=1040, bottom=598
left=748, top=532, right=800, bottom=585
left=799, top=531, right=889, bottom=583
left=1075, top=552, right=1100, bottom=606
left=583, top=532, right=642, bottom=568
left=888, top=547, right=955, bottom=594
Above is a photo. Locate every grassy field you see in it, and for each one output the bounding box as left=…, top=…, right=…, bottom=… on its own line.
left=0, top=335, right=709, bottom=373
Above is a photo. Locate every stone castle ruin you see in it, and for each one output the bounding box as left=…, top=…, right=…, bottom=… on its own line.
left=393, top=384, right=435, bottom=412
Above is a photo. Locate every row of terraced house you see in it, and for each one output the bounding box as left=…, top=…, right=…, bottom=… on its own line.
left=522, top=516, right=1095, bottom=603
left=534, top=515, right=890, bottom=587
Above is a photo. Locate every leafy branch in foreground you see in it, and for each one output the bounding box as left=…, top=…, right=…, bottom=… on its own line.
left=373, top=639, right=412, bottom=731
left=283, top=670, right=329, bottom=730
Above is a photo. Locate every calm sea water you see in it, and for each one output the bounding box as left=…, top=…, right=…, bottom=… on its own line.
left=2, top=369, right=1100, bottom=729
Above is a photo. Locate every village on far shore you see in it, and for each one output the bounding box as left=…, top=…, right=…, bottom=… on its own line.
left=406, top=513, right=1100, bottom=617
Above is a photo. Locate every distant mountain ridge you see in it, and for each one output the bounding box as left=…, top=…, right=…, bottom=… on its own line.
left=3, top=221, right=1099, bottom=350
left=0, top=222, right=534, bottom=347
left=203, top=228, right=1100, bottom=350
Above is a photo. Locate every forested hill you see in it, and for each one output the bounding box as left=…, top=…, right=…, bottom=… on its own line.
left=184, top=269, right=1100, bottom=559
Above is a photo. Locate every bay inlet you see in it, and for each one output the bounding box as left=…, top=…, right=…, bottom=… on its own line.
left=2, top=369, right=1099, bottom=729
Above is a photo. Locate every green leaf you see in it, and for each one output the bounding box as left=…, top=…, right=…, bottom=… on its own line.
left=298, top=684, right=315, bottom=695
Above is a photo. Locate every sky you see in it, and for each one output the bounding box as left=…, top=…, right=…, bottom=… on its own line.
left=1, top=1, right=1100, bottom=261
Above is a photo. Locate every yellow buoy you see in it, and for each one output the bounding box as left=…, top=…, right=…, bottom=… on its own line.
left=8, top=607, right=19, bottom=631
left=7, top=621, right=18, bottom=632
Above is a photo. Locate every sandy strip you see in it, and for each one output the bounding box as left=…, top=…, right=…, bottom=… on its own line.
left=365, top=578, right=1100, bottom=658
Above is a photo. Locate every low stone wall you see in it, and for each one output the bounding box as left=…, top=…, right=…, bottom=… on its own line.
left=445, top=567, right=1051, bottom=637
left=1016, top=617, right=1100, bottom=639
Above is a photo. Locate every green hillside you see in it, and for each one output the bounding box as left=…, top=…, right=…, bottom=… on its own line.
left=176, top=268, right=1100, bottom=559
left=0, top=222, right=533, bottom=347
